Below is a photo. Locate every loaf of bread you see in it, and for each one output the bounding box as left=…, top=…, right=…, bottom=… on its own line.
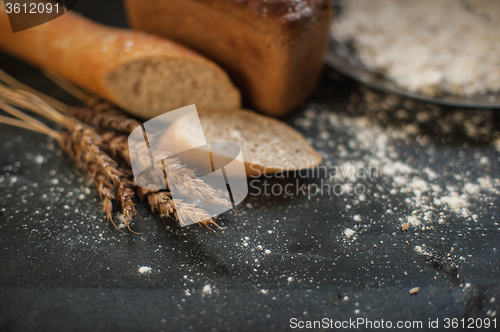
left=162, top=109, right=322, bottom=176
left=0, top=6, right=241, bottom=119
left=125, top=0, right=332, bottom=117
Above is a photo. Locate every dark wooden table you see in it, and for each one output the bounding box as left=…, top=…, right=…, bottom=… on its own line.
left=1, top=1, right=499, bottom=331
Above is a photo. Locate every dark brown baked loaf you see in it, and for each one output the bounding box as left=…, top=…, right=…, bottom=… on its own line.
left=124, top=0, right=332, bottom=117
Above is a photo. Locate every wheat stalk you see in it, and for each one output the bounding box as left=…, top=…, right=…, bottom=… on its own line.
left=69, top=103, right=140, bottom=134
left=161, top=156, right=232, bottom=208
left=0, top=68, right=68, bottom=113
left=173, top=199, right=219, bottom=229
left=61, top=119, right=139, bottom=225
left=0, top=81, right=224, bottom=229
left=0, top=87, right=140, bottom=228
left=0, top=68, right=139, bottom=133
left=146, top=191, right=175, bottom=216
left=4, top=72, right=232, bottom=209
left=146, top=192, right=219, bottom=229
left=0, top=83, right=139, bottom=224
left=0, top=113, right=58, bottom=138
left=0, top=101, right=129, bottom=226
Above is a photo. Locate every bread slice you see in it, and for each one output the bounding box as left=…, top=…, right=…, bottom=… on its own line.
left=0, top=9, right=241, bottom=119
left=124, top=0, right=332, bottom=117
left=161, top=109, right=322, bottom=177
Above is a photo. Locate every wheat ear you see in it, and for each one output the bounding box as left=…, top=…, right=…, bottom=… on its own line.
left=0, top=78, right=226, bottom=228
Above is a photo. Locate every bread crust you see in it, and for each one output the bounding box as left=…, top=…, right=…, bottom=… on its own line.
left=0, top=6, right=240, bottom=118
left=125, top=0, right=332, bottom=117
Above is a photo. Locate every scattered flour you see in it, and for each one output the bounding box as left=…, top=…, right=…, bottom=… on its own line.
left=493, top=138, right=500, bottom=152
left=138, top=266, right=152, bottom=274
left=435, top=193, right=468, bottom=211
left=423, top=168, right=438, bottom=181
left=407, top=216, right=421, bottom=228
left=297, top=86, right=500, bottom=234
left=344, top=228, right=356, bottom=238
left=34, top=155, right=44, bottom=165
left=115, top=213, right=127, bottom=229
left=202, top=284, right=212, bottom=295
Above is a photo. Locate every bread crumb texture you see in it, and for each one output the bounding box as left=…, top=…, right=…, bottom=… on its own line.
left=201, top=110, right=320, bottom=169
left=107, top=57, right=239, bottom=118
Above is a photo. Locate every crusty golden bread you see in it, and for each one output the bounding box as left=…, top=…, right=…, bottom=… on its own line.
left=124, top=0, right=332, bottom=117
left=160, top=109, right=322, bottom=177
left=0, top=5, right=241, bottom=119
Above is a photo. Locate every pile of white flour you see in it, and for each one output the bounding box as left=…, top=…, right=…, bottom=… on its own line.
left=330, top=0, right=500, bottom=97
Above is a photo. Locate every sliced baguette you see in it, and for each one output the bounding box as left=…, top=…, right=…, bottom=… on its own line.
left=0, top=8, right=240, bottom=119
left=161, top=109, right=322, bottom=177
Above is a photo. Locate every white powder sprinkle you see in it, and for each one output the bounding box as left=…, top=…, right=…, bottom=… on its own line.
left=344, top=228, right=356, bottom=238
left=407, top=216, right=421, bottom=228
left=464, top=183, right=480, bottom=195
left=34, top=155, right=44, bottom=165
left=202, top=284, right=212, bottom=295
left=435, top=192, right=468, bottom=211
left=115, top=213, right=127, bottom=229
left=493, top=138, right=500, bottom=152
left=297, top=87, right=500, bottom=234
left=138, top=266, right=152, bottom=274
